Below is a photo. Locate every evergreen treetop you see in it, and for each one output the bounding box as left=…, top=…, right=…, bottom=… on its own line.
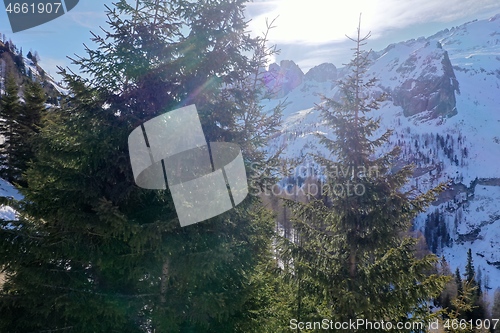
left=278, top=17, right=449, bottom=329
left=0, top=1, right=281, bottom=332
left=465, top=248, right=475, bottom=285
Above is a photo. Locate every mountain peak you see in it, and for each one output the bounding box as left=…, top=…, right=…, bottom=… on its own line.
left=304, top=63, right=337, bottom=82
left=264, top=60, right=304, bottom=98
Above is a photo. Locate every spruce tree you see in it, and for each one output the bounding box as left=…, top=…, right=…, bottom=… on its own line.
left=444, top=280, right=477, bottom=333
left=0, top=1, right=281, bottom=332
left=462, top=249, right=486, bottom=321
left=465, top=249, right=475, bottom=285
left=17, top=79, right=46, bottom=185
left=0, top=73, right=22, bottom=182
left=21, top=79, right=45, bottom=134
left=278, top=19, right=448, bottom=330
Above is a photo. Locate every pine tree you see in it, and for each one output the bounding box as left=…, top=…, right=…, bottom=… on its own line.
left=16, top=79, right=46, bottom=185
left=465, top=248, right=475, bottom=286
left=278, top=18, right=448, bottom=329
left=33, top=50, right=40, bottom=64
left=462, top=248, right=486, bottom=321
left=444, top=280, right=477, bottom=333
left=0, top=1, right=281, bottom=332
left=21, top=80, right=45, bottom=132
left=0, top=73, right=22, bottom=182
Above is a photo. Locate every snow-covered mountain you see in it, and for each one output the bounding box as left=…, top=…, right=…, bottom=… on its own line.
left=0, top=38, right=68, bottom=100
left=263, top=14, right=500, bottom=301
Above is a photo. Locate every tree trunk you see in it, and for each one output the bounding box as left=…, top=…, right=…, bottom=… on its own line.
left=160, top=258, right=170, bottom=303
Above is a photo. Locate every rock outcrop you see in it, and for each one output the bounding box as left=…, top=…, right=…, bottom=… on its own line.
left=304, top=63, right=337, bottom=82
left=392, top=47, right=459, bottom=118
left=264, top=60, right=304, bottom=98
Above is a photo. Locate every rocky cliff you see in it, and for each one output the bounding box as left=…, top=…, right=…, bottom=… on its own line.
left=374, top=40, right=460, bottom=119
left=264, top=60, right=304, bottom=98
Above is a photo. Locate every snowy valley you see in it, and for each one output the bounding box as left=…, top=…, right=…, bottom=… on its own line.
left=263, top=13, right=500, bottom=302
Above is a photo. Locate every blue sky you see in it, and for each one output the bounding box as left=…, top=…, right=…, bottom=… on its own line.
left=1, top=0, right=500, bottom=82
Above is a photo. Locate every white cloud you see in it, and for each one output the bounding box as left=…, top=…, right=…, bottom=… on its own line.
left=66, top=11, right=107, bottom=30
left=247, top=0, right=500, bottom=45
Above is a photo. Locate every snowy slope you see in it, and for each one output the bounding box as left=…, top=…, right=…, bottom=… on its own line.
left=23, top=56, right=69, bottom=96
left=0, top=178, right=22, bottom=221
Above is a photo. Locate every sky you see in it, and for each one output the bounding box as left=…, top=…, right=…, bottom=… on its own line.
left=1, top=0, right=500, bottom=82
